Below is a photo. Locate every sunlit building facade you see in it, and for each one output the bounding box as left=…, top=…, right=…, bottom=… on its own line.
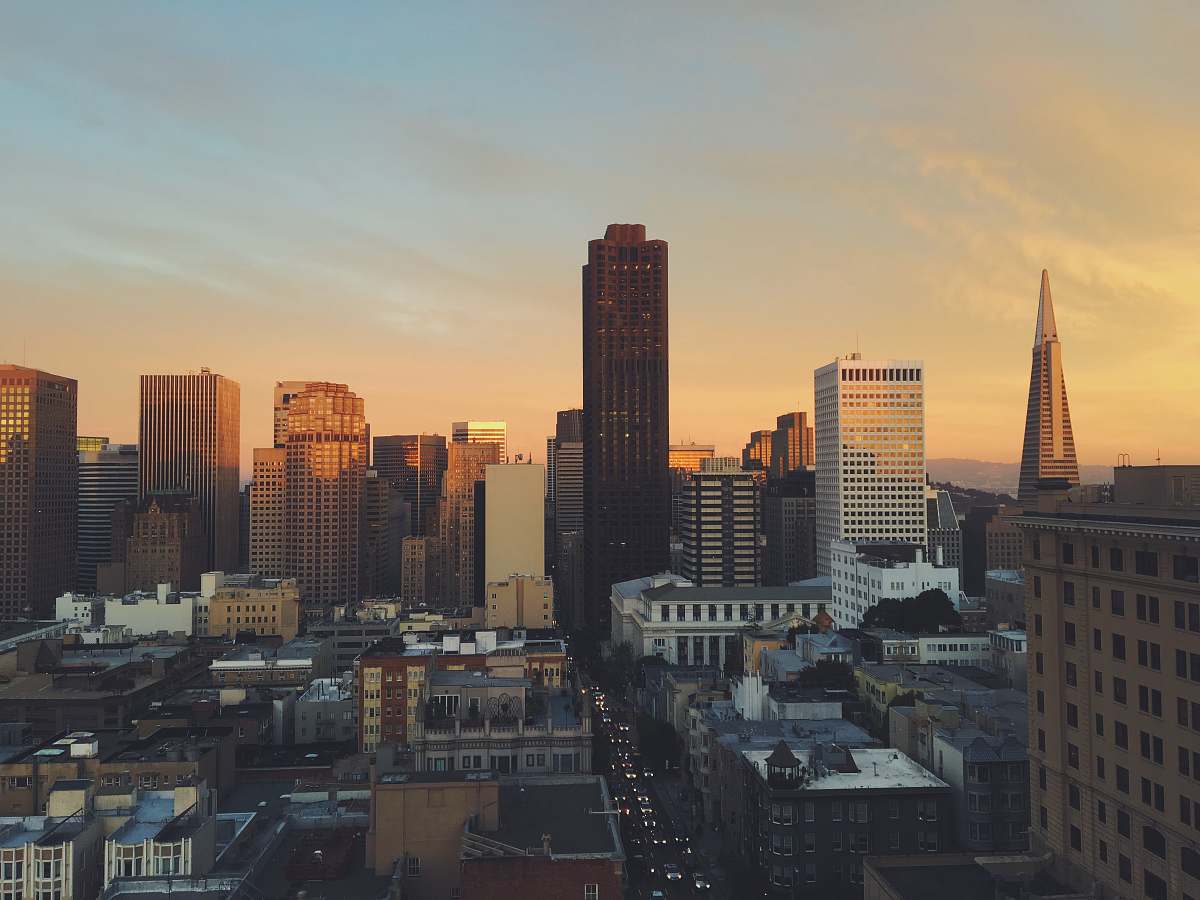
left=438, top=442, right=499, bottom=604
left=283, top=382, right=368, bottom=606
left=249, top=447, right=286, bottom=578
left=452, top=420, right=507, bottom=463
left=814, top=355, right=926, bottom=575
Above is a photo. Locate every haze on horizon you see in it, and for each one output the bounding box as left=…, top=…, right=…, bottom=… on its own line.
left=3, top=3, right=1198, bottom=476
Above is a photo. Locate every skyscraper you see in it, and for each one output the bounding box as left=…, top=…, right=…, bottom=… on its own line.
left=769, top=411, right=815, bottom=479
left=283, top=382, right=367, bottom=606
left=373, top=434, right=448, bottom=537
left=139, top=369, right=240, bottom=572
left=438, top=441, right=499, bottom=604
left=1018, top=270, right=1079, bottom=500
left=250, top=447, right=286, bottom=577
left=76, top=435, right=108, bottom=453
left=361, top=468, right=400, bottom=598
left=763, top=468, right=818, bottom=586
left=741, top=429, right=773, bottom=480
left=77, top=442, right=138, bottom=592
left=680, top=459, right=760, bottom=587
left=583, top=223, right=670, bottom=634
left=0, top=365, right=78, bottom=619
left=546, top=409, right=583, bottom=506
left=273, top=380, right=312, bottom=449
left=814, top=355, right=926, bottom=575
left=451, top=421, right=507, bottom=463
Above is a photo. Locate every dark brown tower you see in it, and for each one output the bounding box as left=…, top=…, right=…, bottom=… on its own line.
left=0, top=366, right=77, bottom=619
left=583, top=223, right=670, bottom=635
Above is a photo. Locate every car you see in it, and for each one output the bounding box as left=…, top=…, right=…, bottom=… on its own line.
left=624, top=771, right=638, bottom=780
left=664, top=863, right=682, bottom=881
left=636, top=793, right=651, bottom=803
left=692, top=871, right=711, bottom=891
left=651, top=832, right=668, bottom=845
left=649, top=890, right=667, bottom=899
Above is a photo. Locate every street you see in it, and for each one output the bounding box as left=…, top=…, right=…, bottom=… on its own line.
left=590, top=687, right=736, bottom=899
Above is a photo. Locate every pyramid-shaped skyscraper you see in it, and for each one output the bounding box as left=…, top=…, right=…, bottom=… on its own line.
left=1018, top=270, right=1080, bottom=500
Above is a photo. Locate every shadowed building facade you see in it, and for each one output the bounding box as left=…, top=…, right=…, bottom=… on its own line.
left=582, top=223, right=670, bottom=635
left=138, top=369, right=240, bottom=573
left=1017, top=270, right=1079, bottom=501
left=0, top=365, right=78, bottom=619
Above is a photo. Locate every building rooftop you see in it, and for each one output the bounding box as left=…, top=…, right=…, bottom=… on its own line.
left=489, top=777, right=621, bottom=858
left=985, top=569, right=1025, bottom=584
left=429, top=671, right=530, bottom=688
left=933, top=727, right=1027, bottom=763
left=860, top=664, right=1008, bottom=692
left=212, top=638, right=326, bottom=667
left=743, top=746, right=948, bottom=793
left=641, top=582, right=832, bottom=604
left=297, top=678, right=353, bottom=704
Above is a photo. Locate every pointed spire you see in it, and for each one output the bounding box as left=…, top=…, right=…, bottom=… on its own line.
left=1034, top=268, right=1057, bottom=344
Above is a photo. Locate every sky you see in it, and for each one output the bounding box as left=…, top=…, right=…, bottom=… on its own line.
left=3, top=3, right=1199, bottom=476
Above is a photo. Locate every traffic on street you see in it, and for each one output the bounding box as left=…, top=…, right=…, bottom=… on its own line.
left=590, top=687, right=733, bottom=899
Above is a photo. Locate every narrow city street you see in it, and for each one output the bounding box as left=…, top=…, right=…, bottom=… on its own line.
left=589, top=686, right=736, bottom=899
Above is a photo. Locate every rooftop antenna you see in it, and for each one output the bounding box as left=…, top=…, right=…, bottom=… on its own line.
left=1156, top=448, right=1162, bottom=466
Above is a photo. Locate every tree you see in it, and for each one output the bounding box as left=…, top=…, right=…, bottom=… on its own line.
left=793, top=660, right=854, bottom=690
left=861, top=589, right=961, bottom=634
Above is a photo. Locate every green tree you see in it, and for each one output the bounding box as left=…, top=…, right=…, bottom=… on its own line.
left=861, top=589, right=961, bottom=634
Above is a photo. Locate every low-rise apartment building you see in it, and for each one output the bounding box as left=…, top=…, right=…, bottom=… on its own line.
left=209, top=636, right=332, bottom=687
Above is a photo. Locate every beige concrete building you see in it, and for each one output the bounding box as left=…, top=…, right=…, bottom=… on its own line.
left=207, top=575, right=301, bottom=640
left=1019, top=467, right=1200, bottom=900
left=483, top=463, right=545, bottom=586
left=484, top=574, right=554, bottom=628
left=249, top=447, right=286, bottom=578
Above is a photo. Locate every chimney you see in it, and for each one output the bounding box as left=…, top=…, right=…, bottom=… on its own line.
left=541, top=833, right=552, bottom=855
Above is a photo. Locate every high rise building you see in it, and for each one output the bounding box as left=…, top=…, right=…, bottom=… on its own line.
left=669, top=443, right=716, bottom=541
left=373, top=434, right=448, bottom=537
left=1018, top=270, right=1079, bottom=501
left=814, top=355, right=926, bottom=575
left=400, top=535, right=437, bottom=606
left=546, top=436, right=557, bottom=504
left=741, top=429, right=773, bottom=480
left=452, top=421, right=507, bottom=463
left=554, top=442, right=584, bottom=538
left=361, top=468, right=401, bottom=598
left=1019, top=468, right=1200, bottom=898
left=769, top=411, right=815, bottom=479
left=122, top=492, right=206, bottom=592
left=763, top=468, right=818, bottom=587
left=249, top=448, right=286, bottom=577
left=238, top=483, right=250, bottom=571
left=0, top=365, right=78, bottom=619
left=272, top=381, right=312, bottom=449
left=77, top=443, right=138, bottom=593
left=283, top=382, right=367, bottom=606
left=139, top=369, right=240, bottom=572
left=438, top=442, right=499, bottom=604
left=583, top=223, right=670, bottom=633
left=680, top=459, right=760, bottom=587
left=483, top=464, right=545, bottom=586
left=484, top=574, right=555, bottom=629
left=925, top=486, right=963, bottom=574
left=546, top=409, right=582, bottom=506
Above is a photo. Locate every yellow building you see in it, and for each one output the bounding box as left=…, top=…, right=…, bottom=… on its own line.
left=483, top=575, right=554, bottom=629
left=207, top=576, right=301, bottom=640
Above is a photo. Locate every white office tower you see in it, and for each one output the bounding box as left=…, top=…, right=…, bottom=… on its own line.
left=814, top=355, right=926, bottom=575
left=829, top=541, right=959, bottom=626
left=452, top=420, right=508, bottom=463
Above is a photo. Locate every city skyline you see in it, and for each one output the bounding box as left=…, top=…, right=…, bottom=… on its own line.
left=4, top=6, right=1197, bottom=476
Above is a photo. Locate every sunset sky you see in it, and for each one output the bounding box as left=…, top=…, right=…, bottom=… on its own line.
left=4, top=3, right=1198, bottom=476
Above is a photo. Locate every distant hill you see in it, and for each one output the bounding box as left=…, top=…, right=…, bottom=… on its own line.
left=927, top=458, right=1113, bottom=496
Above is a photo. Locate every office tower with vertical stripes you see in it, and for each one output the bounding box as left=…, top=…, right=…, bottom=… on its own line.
left=139, top=369, right=240, bottom=573
left=78, top=442, right=138, bottom=592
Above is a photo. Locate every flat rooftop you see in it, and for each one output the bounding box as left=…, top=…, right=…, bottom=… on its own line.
left=743, top=747, right=947, bottom=793
left=491, top=777, right=620, bottom=857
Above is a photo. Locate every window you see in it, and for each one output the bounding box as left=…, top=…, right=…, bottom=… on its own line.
left=1094, top=670, right=1104, bottom=694
left=1062, top=542, right=1075, bottom=563
left=1183, top=846, right=1200, bottom=879
left=1099, top=839, right=1108, bottom=862
left=1064, top=621, right=1076, bottom=645
left=1093, top=629, right=1103, bottom=651
left=1068, top=783, right=1080, bottom=809
left=585, top=885, right=599, bottom=900
left=1096, top=756, right=1106, bottom=779
left=1097, top=799, right=1107, bottom=822
left=1036, top=690, right=1045, bottom=714
left=406, top=857, right=421, bottom=877
left=1092, top=586, right=1101, bottom=609
left=1135, top=550, right=1159, bottom=577
left=1117, top=766, right=1130, bottom=794
left=1063, top=582, right=1075, bottom=606
left=889, top=800, right=899, bottom=819
left=1067, top=743, right=1079, bottom=769
left=1067, top=703, right=1079, bottom=728
left=1039, top=806, right=1048, bottom=829
left=1034, top=614, right=1042, bottom=637
left=1115, top=720, right=1128, bottom=748
left=1038, top=729, right=1046, bottom=752
left=1036, top=652, right=1044, bottom=675
left=1174, top=554, right=1199, bottom=583
left=1118, top=809, right=1130, bottom=836
left=1114, top=677, right=1127, bottom=704
left=1110, top=548, right=1124, bottom=571
left=1038, top=766, right=1047, bottom=789
left=1112, top=634, right=1126, bottom=660
left=1095, top=713, right=1105, bottom=736
left=1070, top=825, right=1081, bottom=850
left=1118, top=854, right=1131, bottom=883
left=1111, top=591, right=1125, bottom=616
